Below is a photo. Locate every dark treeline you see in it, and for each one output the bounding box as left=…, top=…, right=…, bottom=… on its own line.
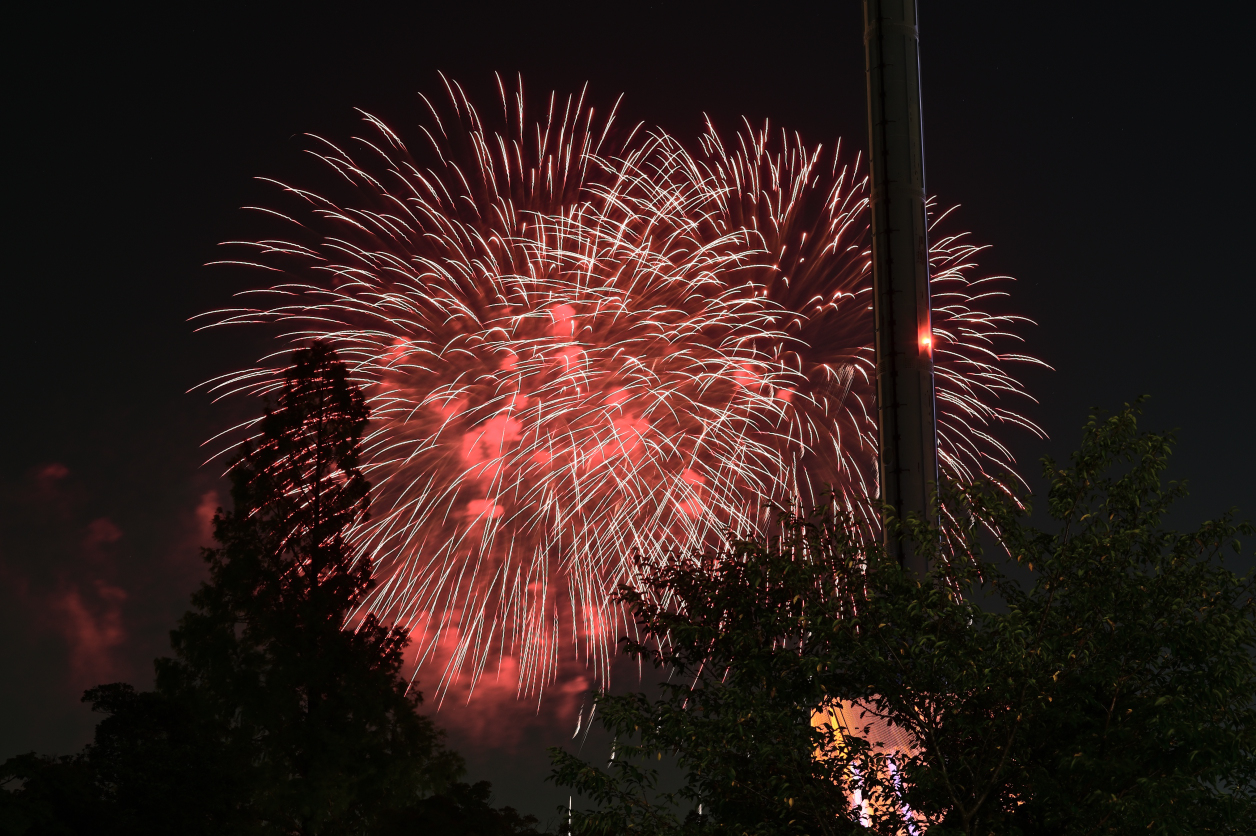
left=4, top=345, right=1254, bottom=836
left=549, top=406, right=1256, bottom=835
left=1, top=344, right=543, bottom=836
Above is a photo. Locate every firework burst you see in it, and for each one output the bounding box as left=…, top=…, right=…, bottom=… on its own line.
left=204, top=76, right=1043, bottom=699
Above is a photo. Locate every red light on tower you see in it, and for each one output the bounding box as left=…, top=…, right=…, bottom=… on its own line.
left=865, top=0, right=940, bottom=576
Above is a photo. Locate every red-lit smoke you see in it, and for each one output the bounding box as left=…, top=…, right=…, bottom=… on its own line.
left=205, top=76, right=1044, bottom=702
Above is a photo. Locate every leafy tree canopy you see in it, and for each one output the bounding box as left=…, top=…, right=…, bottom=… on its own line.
left=2, top=343, right=540, bottom=836
left=551, top=405, right=1256, bottom=836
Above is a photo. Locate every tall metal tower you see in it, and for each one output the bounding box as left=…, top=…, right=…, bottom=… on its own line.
left=863, top=0, right=939, bottom=576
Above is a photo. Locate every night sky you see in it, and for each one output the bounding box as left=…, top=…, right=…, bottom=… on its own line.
left=3, top=1, right=1253, bottom=823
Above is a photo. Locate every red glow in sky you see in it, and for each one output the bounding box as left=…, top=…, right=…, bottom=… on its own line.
left=205, top=78, right=1043, bottom=706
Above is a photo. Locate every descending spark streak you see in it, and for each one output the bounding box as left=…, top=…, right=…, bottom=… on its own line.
left=202, top=77, right=1044, bottom=699
left=631, top=119, right=1047, bottom=522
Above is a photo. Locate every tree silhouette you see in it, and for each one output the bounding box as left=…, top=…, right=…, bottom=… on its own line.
left=552, top=406, right=1256, bottom=835
left=3, top=343, right=539, bottom=835
left=138, top=340, right=464, bottom=833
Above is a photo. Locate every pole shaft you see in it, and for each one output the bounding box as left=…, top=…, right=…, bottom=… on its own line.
left=863, top=0, right=938, bottom=574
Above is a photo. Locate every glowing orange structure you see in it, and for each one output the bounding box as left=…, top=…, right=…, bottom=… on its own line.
left=813, top=700, right=921, bottom=828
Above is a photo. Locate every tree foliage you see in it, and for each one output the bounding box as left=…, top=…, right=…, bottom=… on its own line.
left=2, top=343, right=540, bottom=836
left=550, top=406, right=1256, bottom=835
left=143, top=340, right=463, bottom=834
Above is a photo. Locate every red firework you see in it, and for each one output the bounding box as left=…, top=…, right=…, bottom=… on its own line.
left=204, top=76, right=1043, bottom=699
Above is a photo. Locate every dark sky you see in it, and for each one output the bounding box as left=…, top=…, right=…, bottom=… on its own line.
left=3, top=0, right=1253, bottom=824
